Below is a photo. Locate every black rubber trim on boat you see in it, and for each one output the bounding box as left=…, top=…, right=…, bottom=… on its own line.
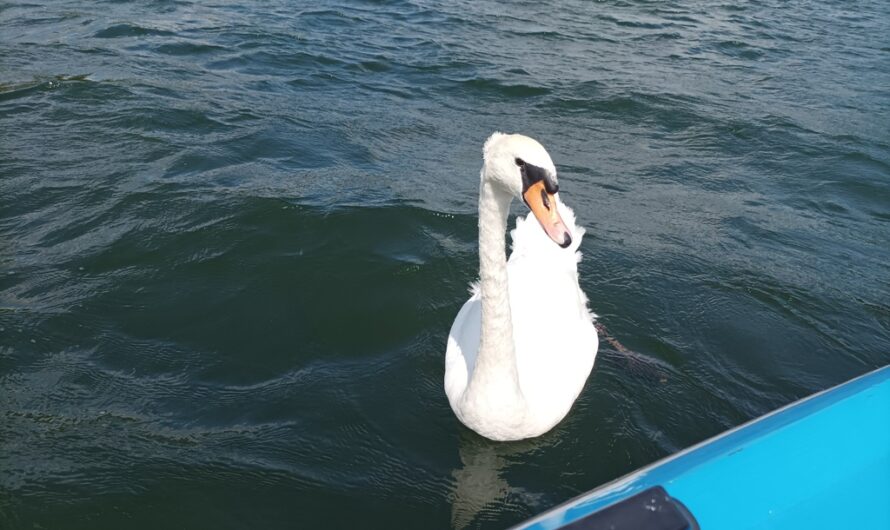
left=558, top=486, right=700, bottom=530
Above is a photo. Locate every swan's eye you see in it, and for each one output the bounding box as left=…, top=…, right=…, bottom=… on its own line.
left=515, top=158, right=525, bottom=167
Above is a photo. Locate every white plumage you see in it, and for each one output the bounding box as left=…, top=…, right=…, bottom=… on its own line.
left=444, top=133, right=598, bottom=441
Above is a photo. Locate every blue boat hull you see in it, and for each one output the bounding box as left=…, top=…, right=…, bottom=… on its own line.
left=515, top=365, right=890, bottom=530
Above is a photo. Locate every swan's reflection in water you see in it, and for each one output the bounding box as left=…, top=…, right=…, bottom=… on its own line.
left=450, top=431, right=549, bottom=529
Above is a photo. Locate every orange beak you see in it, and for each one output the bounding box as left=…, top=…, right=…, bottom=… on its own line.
left=522, top=180, right=572, bottom=248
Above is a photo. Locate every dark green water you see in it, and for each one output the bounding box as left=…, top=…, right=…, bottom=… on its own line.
left=2, top=0, right=889, bottom=528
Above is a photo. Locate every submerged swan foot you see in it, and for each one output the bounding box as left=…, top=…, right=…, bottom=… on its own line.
left=595, top=322, right=670, bottom=385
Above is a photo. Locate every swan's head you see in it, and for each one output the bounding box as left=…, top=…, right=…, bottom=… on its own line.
left=482, top=132, right=572, bottom=248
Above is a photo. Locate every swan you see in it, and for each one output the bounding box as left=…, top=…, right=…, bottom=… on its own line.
left=444, top=132, right=599, bottom=441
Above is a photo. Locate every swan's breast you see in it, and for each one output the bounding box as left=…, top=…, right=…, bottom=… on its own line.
left=508, top=260, right=598, bottom=427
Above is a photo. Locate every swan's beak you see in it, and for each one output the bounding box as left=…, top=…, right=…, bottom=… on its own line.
left=522, top=180, right=572, bottom=248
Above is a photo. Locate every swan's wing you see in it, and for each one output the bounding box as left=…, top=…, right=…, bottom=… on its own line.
left=445, top=285, right=481, bottom=407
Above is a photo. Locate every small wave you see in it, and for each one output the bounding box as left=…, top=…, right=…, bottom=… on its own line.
left=154, top=41, right=226, bottom=56
left=206, top=50, right=346, bottom=74
left=714, top=40, right=766, bottom=60
left=0, top=74, right=92, bottom=101
left=598, top=14, right=671, bottom=30
left=93, top=23, right=176, bottom=39
left=456, top=78, right=550, bottom=98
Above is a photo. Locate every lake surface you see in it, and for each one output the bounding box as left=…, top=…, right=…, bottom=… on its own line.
left=2, top=0, right=889, bottom=528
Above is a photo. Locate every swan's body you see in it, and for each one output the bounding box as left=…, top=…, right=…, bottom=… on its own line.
left=445, top=133, right=598, bottom=441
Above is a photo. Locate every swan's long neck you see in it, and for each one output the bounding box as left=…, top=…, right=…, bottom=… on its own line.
left=465, top=177, right=523, bottom=403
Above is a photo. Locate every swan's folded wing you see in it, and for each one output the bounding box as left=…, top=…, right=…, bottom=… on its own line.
left=444, top=290, right=482, bottom=406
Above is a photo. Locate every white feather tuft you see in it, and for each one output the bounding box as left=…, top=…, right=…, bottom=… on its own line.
left=482, top=132, right=507, bottom=157
left=509, top=198, right=585, bottom=266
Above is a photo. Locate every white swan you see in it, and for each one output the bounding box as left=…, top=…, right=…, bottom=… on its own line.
left=445, top=132, right=598, bottom=441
